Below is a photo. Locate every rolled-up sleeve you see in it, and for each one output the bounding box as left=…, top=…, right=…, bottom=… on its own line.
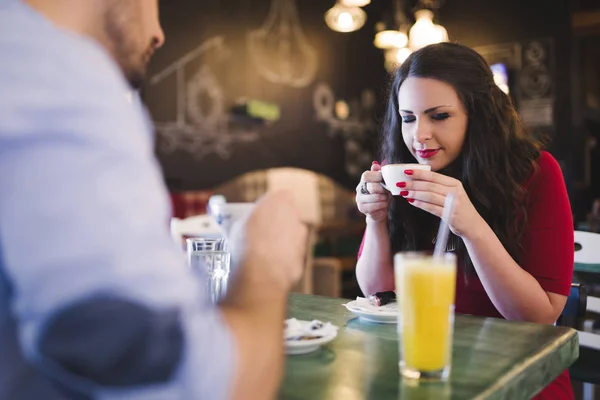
left=0, top=33, right=235, bottom=399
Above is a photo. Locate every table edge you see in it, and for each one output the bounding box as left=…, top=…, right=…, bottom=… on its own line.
left=474, top=327, right=579, bottom=399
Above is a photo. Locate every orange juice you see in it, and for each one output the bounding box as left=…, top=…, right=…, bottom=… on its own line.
left=395, top=253, right=456, bottom=378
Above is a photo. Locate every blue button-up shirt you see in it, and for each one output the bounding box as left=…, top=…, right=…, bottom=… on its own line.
left=0, top=1, right=235, bottom=398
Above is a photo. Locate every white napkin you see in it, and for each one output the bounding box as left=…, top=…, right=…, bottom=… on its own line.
left=344, top=296, right=399, bottom=313
left=285, top=318, right=338, bottom=341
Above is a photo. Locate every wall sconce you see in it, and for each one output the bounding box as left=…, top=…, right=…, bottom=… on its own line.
left=335, top=100, right=350, bottom=120
left=325, top=2, right=367, bottom=33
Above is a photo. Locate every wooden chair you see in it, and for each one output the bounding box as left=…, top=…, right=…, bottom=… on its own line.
left=209, top=167, right=359, bottom=296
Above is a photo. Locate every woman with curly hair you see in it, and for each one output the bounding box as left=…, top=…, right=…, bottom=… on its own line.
left=355, top=42, right=574, bottom=399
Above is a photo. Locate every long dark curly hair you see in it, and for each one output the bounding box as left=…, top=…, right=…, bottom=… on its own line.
left=381, top=42, right=544, bottom=271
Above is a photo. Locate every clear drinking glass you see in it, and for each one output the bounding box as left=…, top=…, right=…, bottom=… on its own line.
left=187, top=238, right=230, bottom=304
left=394, top=251, right=457, bottom=381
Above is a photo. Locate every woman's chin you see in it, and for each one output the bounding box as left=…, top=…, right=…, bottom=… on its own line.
left=412, top=152, right=453, bottom=172
left=416, top=159, right=440, bottom=171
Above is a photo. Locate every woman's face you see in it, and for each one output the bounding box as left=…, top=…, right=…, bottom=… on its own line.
left=398, top=77, right=468, bottom=171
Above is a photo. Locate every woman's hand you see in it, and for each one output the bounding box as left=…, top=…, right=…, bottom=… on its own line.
left=400, top=168, right=485, bottom=238
left=355, top=162, right=392, bottom=224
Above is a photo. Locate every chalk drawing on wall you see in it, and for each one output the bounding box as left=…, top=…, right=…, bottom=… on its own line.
left=247, top=0, right=318, bottom=88
left=313, top=83, right=376, bottom=178
left=149, top=36, right=260, bottom=160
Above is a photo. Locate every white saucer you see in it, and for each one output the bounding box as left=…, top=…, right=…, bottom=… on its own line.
left=285, top=319, right=338, bottom=355
left=285, top=333, right=338, bottom=355
left=343, top=299, right=398, bottom=324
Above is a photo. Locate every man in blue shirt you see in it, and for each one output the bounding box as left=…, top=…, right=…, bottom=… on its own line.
left=0, top=0, right=308, bottom=399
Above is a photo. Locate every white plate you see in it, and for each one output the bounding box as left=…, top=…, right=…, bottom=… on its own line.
left=343, top=300, right=398, bottom=324
left=284, top=319, right=338, bottom=355
left=285, top=333, right=338, bottom=355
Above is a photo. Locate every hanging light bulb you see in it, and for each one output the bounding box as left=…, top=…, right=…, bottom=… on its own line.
left=408, top=9, right=448, bottom=50
left=340, top=0, right=371, bottom=6
left=396, top=47, right=412, bottom=63
left=325, top=3, right=367, bottom=33
left=383, top=47, right=412, bottom=72
left=435, top=23, right=449, bottom=42
left=374, top=30, right=408, bottom=49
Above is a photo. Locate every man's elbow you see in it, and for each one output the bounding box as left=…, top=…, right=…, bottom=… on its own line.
left=37, top=296, right=184, bottom=387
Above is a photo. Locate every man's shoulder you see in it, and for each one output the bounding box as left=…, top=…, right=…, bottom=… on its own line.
left=0, top=1, right=129, bottom=116
left=0, top=2, right=145, bottom=148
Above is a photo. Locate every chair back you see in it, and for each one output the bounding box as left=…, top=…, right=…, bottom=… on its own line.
left=575, top=230, right=600, bottom=264
left=557, top=283, right=587, bottom=328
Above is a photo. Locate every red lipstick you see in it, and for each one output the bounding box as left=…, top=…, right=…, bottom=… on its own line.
left=417, top=149, right=440, bottom=159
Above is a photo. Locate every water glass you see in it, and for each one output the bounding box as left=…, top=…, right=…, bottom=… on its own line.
left=187, top=238, right=230, bottom=304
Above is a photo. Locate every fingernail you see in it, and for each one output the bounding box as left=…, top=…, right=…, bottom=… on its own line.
left=400, top=191, right=409, bottom=196
left=404, top=170, right=414, bottom=175
left=396, top=182, right=406, bottom=188
left=408, top=199, right=415, bottom=203
left=372, top=160, right=379, bottom=165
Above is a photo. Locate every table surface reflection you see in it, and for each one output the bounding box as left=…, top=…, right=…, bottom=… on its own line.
left=281, top=294, right=578, bottom=400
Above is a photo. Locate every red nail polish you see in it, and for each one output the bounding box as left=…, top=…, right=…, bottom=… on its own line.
left=408, top=199, right=415, bottom=203
left=396, top=182, right=406, bottom=188
left=372, top=160, right=379, bottom=165
left=400, top=191, right=409, bottom=196
left=404, top=170, right=414, bottom=175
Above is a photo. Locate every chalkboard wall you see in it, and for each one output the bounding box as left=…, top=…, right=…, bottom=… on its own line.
left=144, top=0, right=574, bottom=194
left=143, top=0, right=388, bottom=192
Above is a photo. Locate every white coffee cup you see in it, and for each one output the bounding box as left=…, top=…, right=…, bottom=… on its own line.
left=380, top=164, right=432, bottom=195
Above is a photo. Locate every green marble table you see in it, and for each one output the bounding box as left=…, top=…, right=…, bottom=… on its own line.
left=281, top=294, right=579, bottom=400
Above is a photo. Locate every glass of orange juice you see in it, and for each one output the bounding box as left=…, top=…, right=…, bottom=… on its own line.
left=394, top=251, right=457, bottom=381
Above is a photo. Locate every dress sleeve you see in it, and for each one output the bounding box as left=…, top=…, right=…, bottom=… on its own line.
left=518, top=152, right=574, bottom=296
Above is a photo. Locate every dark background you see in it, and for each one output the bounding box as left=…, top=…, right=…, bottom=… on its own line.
left=143, top=0, right=600, bottom=223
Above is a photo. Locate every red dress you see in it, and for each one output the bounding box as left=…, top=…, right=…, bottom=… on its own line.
left=358, top=151, right=575, bottom=399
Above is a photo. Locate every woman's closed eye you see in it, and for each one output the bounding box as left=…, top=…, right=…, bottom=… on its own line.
left=431, top=112, right=450, bottom=121
left=401, top=113, right=449, bottom=123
